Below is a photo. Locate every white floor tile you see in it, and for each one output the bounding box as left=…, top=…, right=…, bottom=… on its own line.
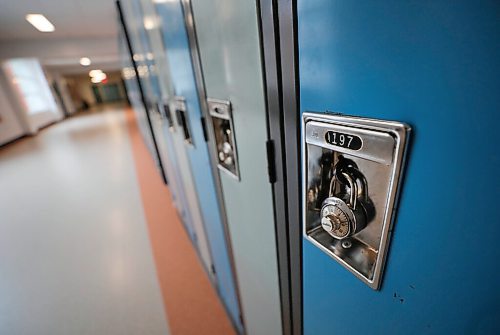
left=0, top=109, right=169, bottom=335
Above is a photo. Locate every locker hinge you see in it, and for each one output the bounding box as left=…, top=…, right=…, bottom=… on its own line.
left=200, top=116, right=209, bottom=142
left=210, top=264, right=216, bottom=275
left=266, top=139, right=277, bottom=184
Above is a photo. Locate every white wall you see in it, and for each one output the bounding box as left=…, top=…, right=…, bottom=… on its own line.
left=45, top=70, right=77, bottom=116
left=0, top=74, right=25, bottom=145
left=56, top=76, right=77, bottom=116
left=64, top=71, right=126, bottom=108
left=65, top=73, right=98, bottom=107
left=2, top=58, right=63, bottom=134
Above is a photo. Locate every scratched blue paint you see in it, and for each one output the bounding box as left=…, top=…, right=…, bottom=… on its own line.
left=298, top=1, right=500, bottom=334
left=155, top=1, right=243, bottom=332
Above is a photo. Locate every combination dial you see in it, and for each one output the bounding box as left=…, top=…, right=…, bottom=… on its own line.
left=321, top=198, right=354, bottom=239
left=319, top=166, right=369, bottom=240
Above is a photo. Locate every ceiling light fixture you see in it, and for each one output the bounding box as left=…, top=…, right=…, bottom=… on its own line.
left=80, top=57, right=91, bottom=66
left=89, top=70, right=107, bottom=84
left=25, top=14, right=55, bottom=32
left=89, top=69, right=103, bottom=77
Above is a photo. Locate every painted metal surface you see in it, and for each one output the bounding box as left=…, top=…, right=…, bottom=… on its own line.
left=131, top=0, right=190, bottom=224
left=124, top=0, right=214, bottom=275
left=118, top=0, right=167, bottom=184
left=152, top=0, right=243, bottom=331
left=117, top=7, right=170, bottom=188
left=190, top=0, right=283, bottom=334
left=298, top=1, right=500, bottom=334
left=120, top=39, right=153, bottom=155
left=121, top=0, right=197, bottom=242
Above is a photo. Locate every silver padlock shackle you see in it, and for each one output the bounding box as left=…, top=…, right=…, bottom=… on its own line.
left=329, top=170, right=358, bottom=210
left=328, top=172, right=336, bottom=198
left=341, top=172, right=358, bottom=210
left=343, top=165, right=368, bottom=200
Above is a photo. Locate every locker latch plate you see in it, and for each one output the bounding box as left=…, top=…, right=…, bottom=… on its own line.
left=208, top=98, right=240, bottom=180
left=302, top=112, right=410, bottom=289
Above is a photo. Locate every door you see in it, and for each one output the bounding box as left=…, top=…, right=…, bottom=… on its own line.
left=149, top=0, right=244, bottom=331
left=294, top=1, right=500, bottom=334
left=190, top=0, right=283, bottom=334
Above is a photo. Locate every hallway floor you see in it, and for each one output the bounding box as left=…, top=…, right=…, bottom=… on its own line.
left=0, top=108, right=234, bottom=335
left=0, top=109, right=169, bottom=335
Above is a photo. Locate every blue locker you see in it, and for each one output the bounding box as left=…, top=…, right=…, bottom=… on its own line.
left=126, top=0, right=216, bottom=274
left=152, top=0, right=243, bottom=331
left=118, top=24, right=166, bottom=182
left=120, top=0, right=198, bottom=240
left=297, top=1, right=500, bottom=334
left=119, top=35, right=152, bottom=154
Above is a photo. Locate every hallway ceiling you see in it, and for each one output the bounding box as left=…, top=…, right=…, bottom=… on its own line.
left=0, top=0, right=121, bottom=74
left=0, top=0, right=118, bottom=41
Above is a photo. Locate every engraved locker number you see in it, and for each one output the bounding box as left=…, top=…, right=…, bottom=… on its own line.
left=325, top=131, right=362, bottom=150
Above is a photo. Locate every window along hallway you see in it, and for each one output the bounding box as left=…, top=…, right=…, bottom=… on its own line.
left=0, top=107, right=235, bottom=335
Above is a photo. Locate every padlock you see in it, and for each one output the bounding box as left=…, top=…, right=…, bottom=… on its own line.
left=320, top=165, right=369, bottom=239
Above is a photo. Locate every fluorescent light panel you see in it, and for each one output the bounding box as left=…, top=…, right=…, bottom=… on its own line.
left=26, top=14, right=55, bottom=32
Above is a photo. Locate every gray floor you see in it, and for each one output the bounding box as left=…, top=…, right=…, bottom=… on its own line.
left=0, top=109, right=170, bottom=335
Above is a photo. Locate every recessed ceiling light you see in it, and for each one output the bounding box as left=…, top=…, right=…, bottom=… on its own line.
left=80, top=57, right=91, bottom=66
left=91, top=72, right=107, bottom=84
left=89, top=69, right=103, bottom=77
left=25, top=14, right=55, bottom=32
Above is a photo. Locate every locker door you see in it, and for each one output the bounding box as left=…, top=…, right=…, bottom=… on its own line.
left=190, top=1, right=283, bottom=334
left=149, top=0, right=244, bottom=331
left=124, top=0, right=191, bottom=228
left=295, top=1, right=500, bottom=334
left=119, top=35, right=153, bottom=156
left=120, top=0, right=196, bottom=241
left=123, top=0, right=215, bottom=273
left=118, top=5, right=167, bottom=184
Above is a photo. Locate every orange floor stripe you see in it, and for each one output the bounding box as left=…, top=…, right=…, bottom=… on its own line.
left=124, top=108, right=236, bottom=335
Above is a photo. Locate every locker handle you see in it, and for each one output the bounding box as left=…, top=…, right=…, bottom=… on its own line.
left=176, top=109, right=193, bottom=145
left=200, top=116, right=209, bottom=142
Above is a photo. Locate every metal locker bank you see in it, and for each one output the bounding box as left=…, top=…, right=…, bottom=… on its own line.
left=145, top=0, right=244, bottom=331
left=120, top=0, right=216, bottom=272
left=119, top=0, right=197, bottom=242
left=1, top=0, right=499, bottom=334
left=118, top=24, right=167, bottom=185
left=118, top=0, right=500, bottom=333
left=270, top=1, right=500, bottom=334
left=190, top=0, right=284, bottom=334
